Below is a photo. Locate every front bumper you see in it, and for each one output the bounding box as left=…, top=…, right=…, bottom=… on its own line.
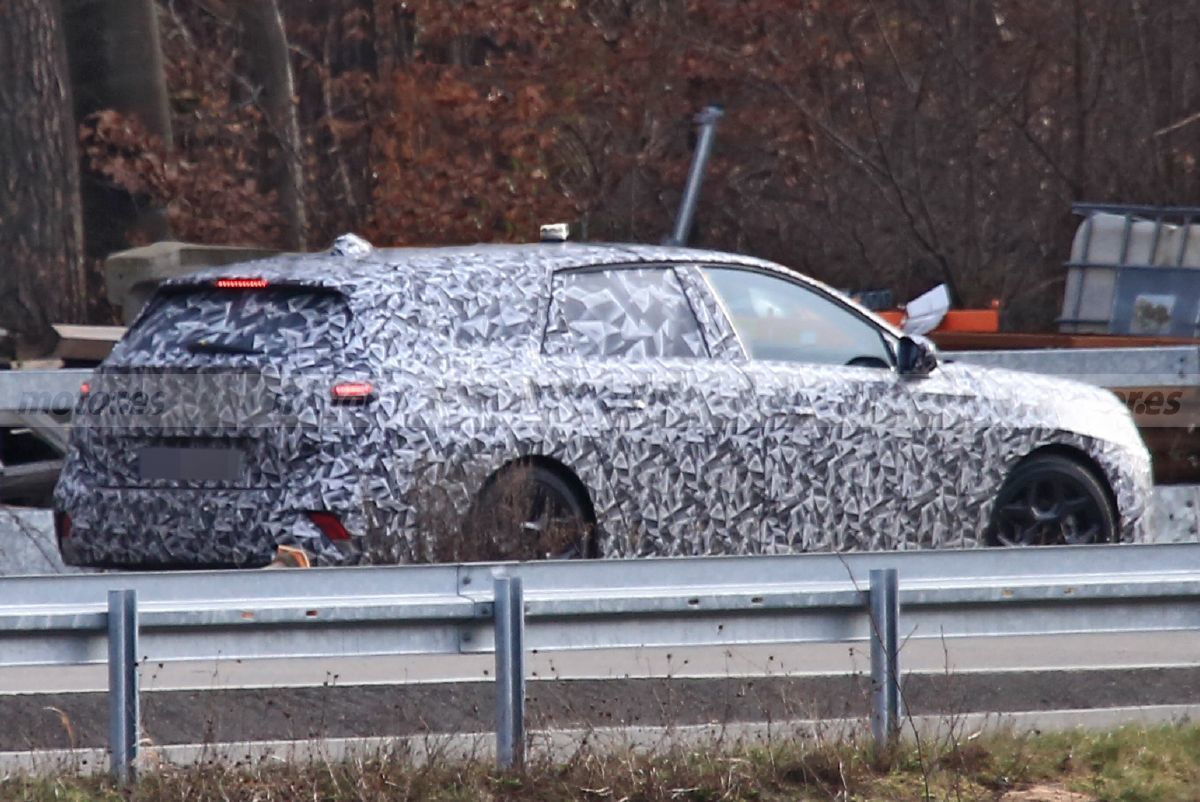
left=1118, top=446, right=1156, bottom=543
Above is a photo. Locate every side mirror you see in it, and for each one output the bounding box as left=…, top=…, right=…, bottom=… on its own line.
left=897, top=335, right=939, bottom=376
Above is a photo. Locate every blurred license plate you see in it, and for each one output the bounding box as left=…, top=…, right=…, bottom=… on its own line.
left=138, top=446, right=244, bottom=482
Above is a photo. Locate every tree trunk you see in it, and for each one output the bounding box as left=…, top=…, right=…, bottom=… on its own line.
left=374, top=0, right=398, bottom=78
left=238, top=0, right=307, bottom=251
left=62, top=0, right=174, bottom=253
left=0, top=0, right=87, bottom=356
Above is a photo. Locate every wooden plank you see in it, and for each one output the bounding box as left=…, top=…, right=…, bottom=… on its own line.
left=1110, top=385, right=1200, bottom=484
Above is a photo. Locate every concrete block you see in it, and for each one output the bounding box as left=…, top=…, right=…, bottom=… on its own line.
left=105, top=241, right=281, bottom=323
left=0, top=506, right=79, bottom=575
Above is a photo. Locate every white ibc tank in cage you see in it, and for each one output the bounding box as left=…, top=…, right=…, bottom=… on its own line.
left=1060, top=209, right=1200, bottom=335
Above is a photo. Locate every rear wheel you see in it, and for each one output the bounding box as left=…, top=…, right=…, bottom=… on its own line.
left=986, top=454, right=1116, bottom=546
left=466, top=464, right=594, bottom=561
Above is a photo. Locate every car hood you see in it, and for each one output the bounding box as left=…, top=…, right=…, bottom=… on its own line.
left=927, top=360, right=1145, bottom=451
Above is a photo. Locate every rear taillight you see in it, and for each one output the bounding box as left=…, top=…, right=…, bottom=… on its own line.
left=79, top=381, right=90, bottom=395
left=331, top=381, right=375, bottom=403
left=215, top=277, right=269, bottom=289
left=306, top=511, right=350, bottom=541
left=54, top=511, right=72, bottom=543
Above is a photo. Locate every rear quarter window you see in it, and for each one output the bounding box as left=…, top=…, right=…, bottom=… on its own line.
left=115, top=286, right=352, bottom=362
left=543, top=267, right=709, bottom=359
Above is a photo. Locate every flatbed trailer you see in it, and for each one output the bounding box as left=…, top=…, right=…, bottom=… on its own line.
left=949, top=345, right=1200, bottom=485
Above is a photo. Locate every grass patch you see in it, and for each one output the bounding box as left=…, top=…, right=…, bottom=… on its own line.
left=6, top=723, right=1200, bottom=801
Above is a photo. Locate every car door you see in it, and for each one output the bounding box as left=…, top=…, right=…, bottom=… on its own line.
left=897, top=360, right=1015, bottom=544
left=537, top=264, right=763, bottom=557
left=696, top=265, right=925, bottom=553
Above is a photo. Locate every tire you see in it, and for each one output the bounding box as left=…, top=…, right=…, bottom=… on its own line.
left=846, top=356, right=891, bottom=369
left=985, top=454, right=1117, bottom=547
left=466, top=464, right=594, bottom=561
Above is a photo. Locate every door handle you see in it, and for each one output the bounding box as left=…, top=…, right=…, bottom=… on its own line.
left=600, top=397, right=648, bottom=412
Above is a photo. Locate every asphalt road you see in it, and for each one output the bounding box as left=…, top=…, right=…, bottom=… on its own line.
left=0, top=631, right=1196, bottom=750
left=1, top=483, right=1196, bottom=578
left=1, top=666, right=1197, bottom=751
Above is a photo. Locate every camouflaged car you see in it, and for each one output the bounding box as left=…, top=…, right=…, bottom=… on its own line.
left=54, top=236, right=1153, bottom=568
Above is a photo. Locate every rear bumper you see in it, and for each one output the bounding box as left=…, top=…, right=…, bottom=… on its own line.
left=56, top=486, right=355, bottom=569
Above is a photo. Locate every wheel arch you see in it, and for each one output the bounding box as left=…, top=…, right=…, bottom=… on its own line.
left=475, top=454, right=598, bottom=525
left=1009, top=443, right=1120, bottom=518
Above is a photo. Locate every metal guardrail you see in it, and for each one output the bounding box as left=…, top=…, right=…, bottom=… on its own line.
left=2, top=543, right=1199, bottom=779
left=0, top=370, right=85, bottom=502
left=0, top=369, right=87, bottom=422
left=951, top=346, right=1200, bottom=388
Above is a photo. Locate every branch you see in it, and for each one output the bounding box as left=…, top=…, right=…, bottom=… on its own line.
left=1154, top=110, right=1200, bottom=138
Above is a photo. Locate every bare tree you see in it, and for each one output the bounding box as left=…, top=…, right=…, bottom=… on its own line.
left=68, top=0, right=1200, bottom=331
left=62, top=0, right=173, bottom=252
left=0, top=0, right=86, bottom=355
left=237, top=0, right=308, bottom=250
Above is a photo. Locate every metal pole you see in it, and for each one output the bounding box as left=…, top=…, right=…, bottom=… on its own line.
left=869, top=569, right=900, bottom=753
left=668, top=105, right=724, bottom=246
left=107, top=589, right=139, bottom=782
left=493, top=575, right=526, bottom=769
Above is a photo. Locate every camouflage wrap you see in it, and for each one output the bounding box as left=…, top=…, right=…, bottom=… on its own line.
left=54, top=242, right=1153, bottom=568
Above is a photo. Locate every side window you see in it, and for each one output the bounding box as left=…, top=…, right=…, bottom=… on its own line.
left=702, top=267, right=892, bottom=367
left=543, top=267, right=709, bottom=359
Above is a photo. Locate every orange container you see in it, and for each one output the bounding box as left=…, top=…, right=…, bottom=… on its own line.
left=940, top=307, right=1000, bottom=333
left=876, top=301, right=1000, bottom=333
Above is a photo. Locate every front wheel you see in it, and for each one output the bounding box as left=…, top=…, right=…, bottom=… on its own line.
left=985, top=454, right=1117, bottom=547
left=464, top=464, right=594, bottom=561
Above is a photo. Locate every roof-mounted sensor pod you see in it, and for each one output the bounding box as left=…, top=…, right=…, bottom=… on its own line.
left=331, top=233, right=374, bottom=258
left=539, top=223, right=570, bottom=243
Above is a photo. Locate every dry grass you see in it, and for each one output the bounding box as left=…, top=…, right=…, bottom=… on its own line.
left=7, top=723, right=1200, bottom=801
left=432, top=464, right=592, bottom=563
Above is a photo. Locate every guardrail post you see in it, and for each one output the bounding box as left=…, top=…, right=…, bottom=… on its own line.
left=869, top=568, right=900, bottom=753
left=493, top=575, right=525, bottom=769
left=108, top=589, right=139, bottom=783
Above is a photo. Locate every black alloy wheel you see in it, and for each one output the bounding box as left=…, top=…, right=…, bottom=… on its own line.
left=986, top=454, right=1117, bottom=547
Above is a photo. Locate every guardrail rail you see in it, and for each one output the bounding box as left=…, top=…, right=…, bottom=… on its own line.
left=1, top=542, right=1198, bottom=779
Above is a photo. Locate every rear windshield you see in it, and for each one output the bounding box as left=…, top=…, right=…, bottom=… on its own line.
left=117, top=286, right=351, bottom=361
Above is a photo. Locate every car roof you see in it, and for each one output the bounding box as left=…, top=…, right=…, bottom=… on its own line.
left=166, top=241, right=777, bottom=294
left=147, top=236, right=902, bottom=340
left=368, top=241, right=777, bottom=269
left=157, top=239, right=900, bottom=337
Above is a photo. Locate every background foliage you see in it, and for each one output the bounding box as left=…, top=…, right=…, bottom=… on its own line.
left=81, top=0, right=1200, bottom=330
